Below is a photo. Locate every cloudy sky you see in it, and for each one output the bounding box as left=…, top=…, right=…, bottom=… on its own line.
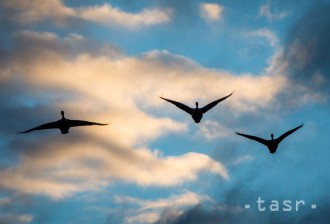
left=0, top=0, right=329, bottom=223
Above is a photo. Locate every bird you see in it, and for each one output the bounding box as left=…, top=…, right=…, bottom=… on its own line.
left=160, top=92, right=232, bottom=123
left=19, top=110, right=108, bottom=134
left=236, top=124, right=303, bottom=154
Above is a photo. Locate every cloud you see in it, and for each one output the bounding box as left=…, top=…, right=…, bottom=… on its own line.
left=0, top=144, right=227, bottom=198
left=0, top=196, right=34, bottom=224
left=115, top=191, right=212, bottom=211
left=258, top=2, right=289, bottom=22
left=153, top=201, right=330, bottom=224
left=231, top=154, right=253, bottom=166
left=0, top=0, right=74, bottom=24
left=0, top=0, right=172, bottom=29
left=78, top=4, right=172, bottom=29
left=0, top=214, right=33, bottom=224
left=0, top=29, right=290, bottom=199
left=154, top=203, right=243, bottom=224
left=114, top=191, right=213, bottom=224
left=283, top=5, right=330, bottom=97
left=196, top=120, right=232, bottom=140
left=200, top=3, right=223, bottom=22
left=0, top=31, right=235, bottom=199
left=245, top=28, right=279, bottom=47
left=265, top=4, right=330, bottom=105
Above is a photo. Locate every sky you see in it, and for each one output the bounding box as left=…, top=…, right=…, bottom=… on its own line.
left=0, top=0, right=330, bottom=223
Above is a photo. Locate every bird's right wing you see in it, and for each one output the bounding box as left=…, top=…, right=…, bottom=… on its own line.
left=236, top=132, right=269, bottom=146
left=276, top=124, right=303, bottom=144
left=160, top=97, right=193, bottom=115
left=19, top=121, right=59, bottom=133
left=69, top=120, right=108, bottom=127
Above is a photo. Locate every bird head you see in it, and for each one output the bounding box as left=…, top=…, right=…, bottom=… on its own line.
left=271, top=134, right=274, bottom=140
left=61, top=110, right=65, bottom=118
left=195, top=102, right=199, bottom=108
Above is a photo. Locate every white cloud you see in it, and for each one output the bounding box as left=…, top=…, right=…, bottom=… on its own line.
left=258, top=2, right=289, bottom=22
left=196, top=120, right=232, bottom=140
left=0, top=0, right=172, bottom=29
left=245, top=28, right=278, bottom=47
left=78, top=4, right=172, bottom=28
left=126, top=212, right=161, bottom=224
left=231, top=154, right=253, bottom=165
left=115, top=191, right=212, bottom=211
left=200, top=3, right=223, bottom=21
left=115, top=191, right=212, bottom=224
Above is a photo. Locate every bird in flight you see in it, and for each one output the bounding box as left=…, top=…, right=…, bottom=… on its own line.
left=160, top=92, right=232, bottom=123
left=19, top=110, right=108, bottom=134
left=236, top=124, right=303, bottom=154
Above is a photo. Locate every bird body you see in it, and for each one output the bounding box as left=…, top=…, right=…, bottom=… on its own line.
left=19, top=111, right=108, bottom=134
left=160, top=92, right=232, bottom=123
left=190, top=102, right=203, bottom=123
left=236, top=124, right=303, bottom=154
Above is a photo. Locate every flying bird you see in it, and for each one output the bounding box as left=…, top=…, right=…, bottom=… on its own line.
left=160, top=92, right=232, bottom=123
left=236, top=124, right=303, bottom=154
left=19, top=110, right=108, bottom=134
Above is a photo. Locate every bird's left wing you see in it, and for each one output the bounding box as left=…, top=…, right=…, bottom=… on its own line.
left=201, top=92, right=233, bottom=113
left=160, top=97, right=193, bottom=115
left=236, top=132, right=269, bottom=146
left=19, top=121, right=59, bottom=133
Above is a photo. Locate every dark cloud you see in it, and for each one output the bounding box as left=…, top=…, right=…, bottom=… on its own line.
left=154, top=204, right=250, bottom=224
left=154, top=201, right=330, bottom=224
left=283, top=4, right=330, bottom=98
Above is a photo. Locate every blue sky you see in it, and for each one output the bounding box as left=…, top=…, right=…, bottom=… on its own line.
left=0, top=0, right=330, bottom=223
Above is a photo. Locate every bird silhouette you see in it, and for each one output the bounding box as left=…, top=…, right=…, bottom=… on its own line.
left=160, top=92, right=232, bottom=123
left=19, top=111, right=108, bottom=134
left=236, top=124, right=303, bottom=154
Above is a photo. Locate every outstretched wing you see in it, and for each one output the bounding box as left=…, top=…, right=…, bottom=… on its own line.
left=236, top=132, right=269, bottom=146
left=160, top=97, right=193, bottom=115
left=276, top=124, right=303, bottom=144
left=69, top=120, right=108, bottom=127
left=19, top=121, right=59, bottom=133
left=201, top=92, right=233, bottom=113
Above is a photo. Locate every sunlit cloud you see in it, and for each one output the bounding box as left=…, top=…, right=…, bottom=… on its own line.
left=78, top=4, right=172, bottom=29
left=0, top=0, right=74, bottom=24
left=200, top=3, right=223, bottom=22
left=0, top=0, right=172, bottom=29
left=0, top=30, right=289, bottom=199
left=0, top=145, right=227, bottom=198
left=0, top=1, right=329, bottom=223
